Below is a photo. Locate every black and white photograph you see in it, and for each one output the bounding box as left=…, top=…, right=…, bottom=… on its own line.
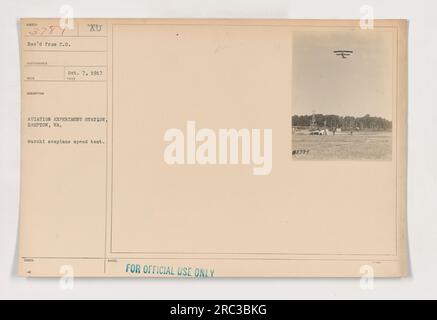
left=292, top=30, right=394, bottom=161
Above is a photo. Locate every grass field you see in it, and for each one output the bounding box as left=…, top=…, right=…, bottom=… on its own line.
left=292, top=131, right=392, bottom=160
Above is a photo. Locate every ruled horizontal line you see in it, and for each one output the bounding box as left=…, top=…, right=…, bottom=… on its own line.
left=24, top=35, right=107, bottom=38
left=25, top=65, right=107, bottom=67
left=24, top=50, right=107, bottom=53
left=21, top=257, right=399, bottom=262
left=24, top=80, right=106, bottom=82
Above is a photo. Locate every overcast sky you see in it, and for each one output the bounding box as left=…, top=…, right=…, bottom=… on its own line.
left=292, top=30, right=393, bottom=121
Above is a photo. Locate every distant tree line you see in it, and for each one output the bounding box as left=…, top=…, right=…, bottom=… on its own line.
left=292, top=114, right=392, bottom=131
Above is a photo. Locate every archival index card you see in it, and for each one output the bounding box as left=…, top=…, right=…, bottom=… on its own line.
left=19, top=19, right=408, bottom=277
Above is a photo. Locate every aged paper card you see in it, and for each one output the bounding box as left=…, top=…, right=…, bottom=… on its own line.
left=19, top=19, right=408, bottom=277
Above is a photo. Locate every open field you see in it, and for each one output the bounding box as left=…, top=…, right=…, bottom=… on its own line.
left=292, top=131, right=392, bottom=161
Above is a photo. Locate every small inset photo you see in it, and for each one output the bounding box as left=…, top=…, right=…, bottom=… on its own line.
left=291, top=30, right=393, bottom=161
